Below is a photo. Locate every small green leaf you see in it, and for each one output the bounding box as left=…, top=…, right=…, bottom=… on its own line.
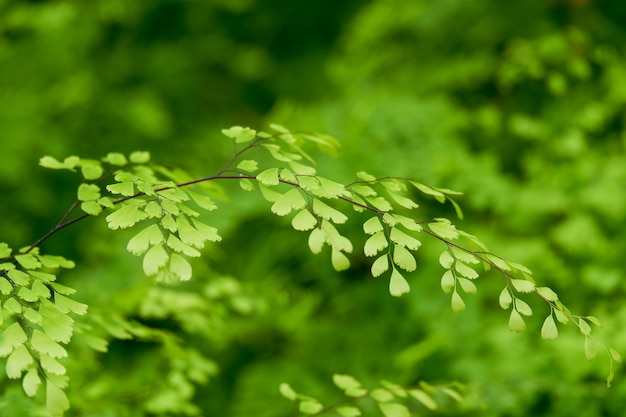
left=54, top=294, right=88, bottom=315
left=0, top=277, right=12, bottom=295
left=81, top=201, right=103, bottom=216
left=41, top=306, right=74, bottom=343
left=8, top=269, right=31, bottom=286
left=578, top=318, right=592, bottom=336
left=411, top=181, right=445, bottom=199
left=106, top=203, right=148, bottom=230
left=428, top=219, right=459, bottom=239
left=30, top=330, right=67, bottom=358
left=192, top=220, right=222, bottom=243
left=4, top=297, right=23, bottom=314
left=408, top=389, right=437, bottom=410
left=389, top=269, right=410, bottom=297
left=256, top=168, right=280, bottom=186
left=272, top=189, right=307, bottom=216
left=371, top=255, right=389, bottom=277
left=541, top=315, right=558, bottom=340
left=378, top=402, right=411, bottom=417
left=129, top=151, right=150, bottom=164
left=393, top=245, right=416, bottom=272
left=554, top=308, right=569, bottom=324
left=40, top=353, right=66, bottom=375
left=457, top=277, right=477, bottom=294
left=388, top=192, right=419, bottom=209
left=440, top=270, right=454, bottom=293
left=331, top=249, right=350, bottom=271
left=308, top=228, right=326, bottom=254
left=222, top=126, right=257, bottom=143
left=585, top=316, right=602, bottom=327
left=454, top=261, right=478, bottom=279
left=240, top=178, right=255, bottom=191
left=39, top=156, right=68, bottom=169
left=363, top=217, right=383, bottom=235
left=102, top=152, right=127, bottom=166
left=450, top=247, right=479, bottom=264
left=6, top=345, right=33, bottom=379
left=299, top=400, right=324, bottom=415
left=0, top=322, right=28, bottom=357
left=439, top=251, right=454, bottom=269
left=237, top=159, right=258, bottom=172
left=15, top=254, right=41, bottom=270
left=371, top=388, right=394, bottom=402
left=508, top=309, right=526, bottom=333
left=515, top=299, right=533, bottom=316
left=292, top=209, right=318, bottom=231
left=0, top=242, right=12, bottom=258
left=77, top=184, right=101, bottom=201
left=584, top=336, right=598, bottom=361
left=337, top=406, right=362, bottom=417
left=451, top=291, right=465, bottom=312
left=143, top=244, right=168, bottom=276
left=609, top=348, right=622, bottom=363
left=499, top=287, right=513, bottom=309
left=389, top=228, right=421, bottom=250
left=127, top=224, right=164, bottom=255
left=279, top=383, right=297, bottom=401
left=169, top=254, right=192, bottom=281
left=106, top=181, right=135, bottom=196
left=485, top=254, right=511, bottom=271
left=312, top=199, right=348, bottom=224
left=188, top=191, right=218, bottom=211
left=80, top=163, right=104, bottom=180
left=23, top=368, right=41, bottom=397
left=364, top=232, right=388, bottom=257
left=511, top=279, right=535, bottom=293
left=176, top=216, right=207, bottom=248
left=46, top=382, right=70, bottom=417
left=536, top=287, right=558, bottom=302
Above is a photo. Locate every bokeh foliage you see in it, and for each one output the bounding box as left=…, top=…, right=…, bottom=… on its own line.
left=1, top=0, right=625, bottom=416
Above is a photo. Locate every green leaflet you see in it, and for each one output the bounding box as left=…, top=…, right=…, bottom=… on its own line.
left=39, top=155, right=80, bottom=170
left=371, top=388, right=394, bottom=402
left=106, top=203, right=148, bottom=230
left=515, top=299, right=533, bottom=316
left=176, top=216, right=207, bottom=248
left=22, top=368, right=41, bottom=397
left=271, top=189, right=307, bottom=216
left=279, top=383, right=297, bottom=400
left=299, top=400, right=324, bottom=414
left=30, top=330, right=67, bottom=358
left=499, top=287, right=513, bottom=309
left=451, top=291, right=465, bottom=312
left=0, top=277, right=12, bottom=295
left=389, top=228, right=421, bottom=250
left=371, top=255, right=389, bottom=277
left=46, top=381, right=70, bottom=417
left=393, top=245, right=416, bottom=272
left=77, top=183, right=101, bottom=201
left=439, top=251, right=454, bottom=269
left=166, top=234, right=201, bottom=257
left=106, top=181, right=135, bottom=196
left=54, top=294, right=88, bottom=315
left=188, top=191, right=218, bottom=211
left=363, top=216, right=384, bottom=234
left=511, top=279, right=535, bottom=293
left=312, top=199, right=348, bottom=224
left=6, top=345, right=33, bottom=379
left=427, top=219, right=459, bottom=240
left=257, top=168, right=280, bottom=185
left=80, top=162, right=103, bottom=180
left=454, top=261, right=478, bottom=279
left=192, top=219, right=222, bottom=242
left=509, top=309, right=526, bottom=332
left=389, top=269, right=410, bottom=297
left=379, top=402, right=411, bottom=417
left=333, top=374, right=367, bottom=396
left=457, top=277, right=477, bottom=294
left=292, top=209, right=318, bottom=231
left=129, top=151, right=151, bottom=164
left=337, top=406, right=362, bottom=417
left=127, top=224, right=164, bottom=255
left=0, top=322, right=28, bottom=356
left=387, top=191, right=419, bottom=209
left=440, top=270, right=455, bottom=293
left=331, top=248, right=350, bottom=271
left=102, top=152, right=128, bottom=166
left=408, top=389, right=437, bottom=410
left=8, top=269, right=31, bottom=286
left=169, top=254, right=192, bottom=281
left=40, top=353, right=66, bottom=375
left=364, top=232, right=388, bottom=257
left=541, top=315, right=558, bottom=339
left=237, top=159, right=258, bottom=172
left=143, top=244, right=168, bottom=276
left=0, top=242, right=12, bottom=258
left=222, top=126, right=257, bottom=143
left=15, top=254, right=41, bottom=270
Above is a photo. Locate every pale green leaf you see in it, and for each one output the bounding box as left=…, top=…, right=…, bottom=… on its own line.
left=449, top=198, right=464, bottom=219
left=356, top=171, right=376, bottom=181
left=410, top=181, right=445, bottom=199
left=440, top=270, right=455, bottom=293
left=77, top=184, right=101, bottom=201
left=351, top=184, right=377, bottom=197
left=363, top=217, right=383, bottom=235
left=408, top=389, right=437, bottom=410
left=451, top=291, right=465, bottom=312
left=515, top=299, right=533, bottom=316
left=337, top=406, right=362, bottom=417
left=129, top=151, right=150, bottom=164
left=0, top=277, right=12, bottom=295
left=39, top=156, right=68, bottom=170
left=364, top=232, right=388, bottom=257
left=4, top=297, right=22, bottom=314
left=388, top=192, right=419, bottom=209
left=393, top=214, right=422, bottom=232
left=31, top=280, right=51, bottom=299
left=237, top=159, right=258, bottom=172
left=299, top=400, right=324, bottom=414
left=454, top=261, right=478, bottom=279
left=24, top=308, right=42, bottom=325
left=427, top=219, right=459, bottom=239
left=499, top=288, right=513, bottom=310
left=439, top=251, right=454, bottom=269
left=23, top=368, right=41, bottom=397
left=188, top=191, right=218, bottom=211
left=40, top=353, right=66, bottom=375
left=609, top=348, right=622, bottom=363
left=240, top=178, right=255, bottom=191
left=169, top=254, right=192, bottom=281
left=279, top=168, right=297, bottom=183
left=50, top=283, right=76, bottom=296
left=176, top=216, right=207, bottom=248
left=366, top=196, right=393, bottom=211
left=106, top=181, right=135, bottom=196
left=30, top=330, right=67, bottom=358
left=222, top=126, right=256, bottom=143
left=378, top=402, right=411, bottom=417
left=541, top=315, right=558, bottom=340
left=143, top=244, right=168, bottom=276
left=106, top=203, right=148, bottom=230
left=393, top=245, right=416, bottom=272
left=54, top=294, right=88, bottom=315
left=15, top=254, right=41, bottom=270
left=256, top=168, right=280, bottom=186
left=485, top=254, right=511, bottom=271
left=81, top=201, right=103, bottom=215
left=333, top=374, right=365, bottom=395
left=308, top=228, right=326, bottom=254
left=312, top=199, right=348, bottom=224
left=80, top=163, right=103, bottom=180
left=315, top=177, right=349, bottom=198
left=508, top=309, right=526, bottom=332
left=192, top=219, right=222, bottom=243
left=371, top=255, right=389, bottom=277
left=166, top=233, right=202, bottom=256
left=578, top=318, right=592, bottom=336
left=6, top=345, right=33, bottom=379
left=272, top=189, right=307, bottom=216
left=127, top=224, right=164, bottom=255
left=536, top=287, right=558, bottom=302
left=584, top=336, right=598, bottom=361
left=102, top=152, right=127, bottom=166
left=46, top=382, right=70, bottom=417
left=450, top=247, right=479, bottom=264
left=8, top=269, right=31, bottom=286
left=292, top=209, right=318, bottom=231
left=382, top=213, right=398, bottom=226
left=331, top=249, right=350, bottom=271
left=389, top=269, right=410, bottom=297
left=585, top=316, right=602, bottom=327
left=554, top=308, right=569, bottom=324
left=0, top=242, right=12, bottom=257
left=41, top=306, right=74, bottom=343
left=0, top=322, right=28, bottom=357
left=371, top=388, right=394, bottom=402
left=511, top=279, right=535, bottom=293
left=389, top=228, right=421, bottom=250
left=457, top=277, right=477, bottom=294
left=279, top=383, right=297, bottom=401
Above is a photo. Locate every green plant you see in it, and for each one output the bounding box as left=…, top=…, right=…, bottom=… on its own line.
left=0, top=125, right=620, bottom=416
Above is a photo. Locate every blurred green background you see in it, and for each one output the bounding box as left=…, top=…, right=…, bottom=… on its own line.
left=1, top=0, right=625, bottom=415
